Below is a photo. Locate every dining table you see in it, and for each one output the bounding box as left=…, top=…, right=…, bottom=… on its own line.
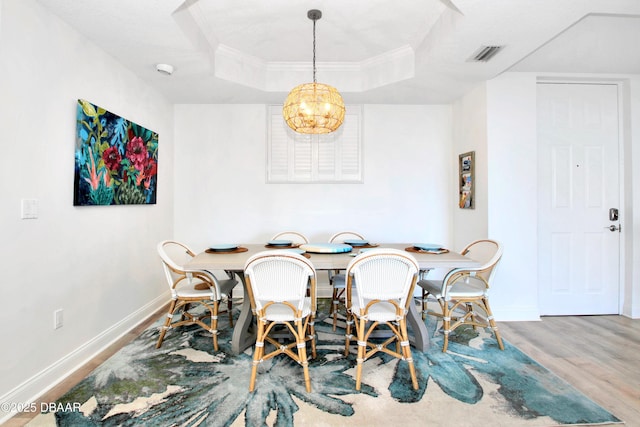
left=186, top=243, right=479, bottom=354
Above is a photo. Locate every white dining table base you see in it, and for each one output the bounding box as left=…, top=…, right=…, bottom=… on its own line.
left=406, top=301, right=430, bottom=351
left=230, top=273, right=257, bottom=355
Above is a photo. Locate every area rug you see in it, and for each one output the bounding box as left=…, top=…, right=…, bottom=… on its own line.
left=30, top=303, right=622, bottom=427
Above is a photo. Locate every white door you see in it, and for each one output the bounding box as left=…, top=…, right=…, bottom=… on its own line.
left=537, top=83, right=620, bottom=315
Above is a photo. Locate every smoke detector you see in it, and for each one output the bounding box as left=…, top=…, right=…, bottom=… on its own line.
left=156, top=63, right=174, bottom=75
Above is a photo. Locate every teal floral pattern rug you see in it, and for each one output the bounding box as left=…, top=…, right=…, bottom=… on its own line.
left=34, top=305, right=621, bottom=426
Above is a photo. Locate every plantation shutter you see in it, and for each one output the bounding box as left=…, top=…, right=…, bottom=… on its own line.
left=267, top=105, right=362, bottom=183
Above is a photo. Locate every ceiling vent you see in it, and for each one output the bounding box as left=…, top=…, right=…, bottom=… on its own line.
left=469, top=45, right=504, bottom=62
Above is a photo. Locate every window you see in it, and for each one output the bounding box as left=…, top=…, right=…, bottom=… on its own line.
left=267, top=105, right=362, bottom=183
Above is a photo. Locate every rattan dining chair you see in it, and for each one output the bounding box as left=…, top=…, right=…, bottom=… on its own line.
left=344, top=248, right=420, bottom=391
left=156, top=240, right=238, bottom=351
left=270, top=231, right=309, bottom=245
left=328, top=231, right=366, bottom=331
left=417, top=239, right=504, bottom=352
left=244, top=250, right=318, bottom=392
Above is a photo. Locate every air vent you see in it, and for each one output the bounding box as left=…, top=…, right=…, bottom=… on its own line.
left=470, top=45, right=504, bottom=62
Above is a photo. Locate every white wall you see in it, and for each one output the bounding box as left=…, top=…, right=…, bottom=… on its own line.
left=485, top=73, right=541, bottom=321
left=173, top=104, right=455, bottom=297
left=0, top=0, right=174, bottom=416
left=626, top=77, right=640, bottom=317
left=451, top=84, right=489, bottom=250
left=173, top=104, right=455, bottom=247
left=451, top=75, right=541, bottom=321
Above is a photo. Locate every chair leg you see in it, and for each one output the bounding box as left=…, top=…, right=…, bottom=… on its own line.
left=422, top=288, right=427, bottom=320
left=296, top=319, right=312, bottom=393
left=482, top=298, right=504, bottom=350
left=399, top=318, right=418, bottom=390
left=249, top=318, right=266, bottom=392
left=308, top=315, right=317, bottom=359
left=331, top=287, right=339, bottom=331
left=344, top=310, right=353, bottom=356
left=227, top=290, right=234, bottom=327
left=442, top=302, right=451, bottom=353
left=466, top=303, right=477, bottom=331
left=211, top=301, right=219, bottom=352
left=355, top=317, right=366, bottom=391
left=156, top=300, right=177, bottom=349
left=180, top=302, right=191, bottom=321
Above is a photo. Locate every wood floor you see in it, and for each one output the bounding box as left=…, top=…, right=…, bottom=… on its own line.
left=499, top=315, right=640, bottom=426
left=5, top=309, right=639, bottom=426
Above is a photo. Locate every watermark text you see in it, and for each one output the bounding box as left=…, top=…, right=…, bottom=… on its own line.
left=1, top=401, right=82, bottom=413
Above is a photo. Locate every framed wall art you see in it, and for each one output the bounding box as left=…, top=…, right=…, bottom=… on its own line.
left=458, top=151, right=475, bottom=209
left=74, top=99, right=158, bottom=206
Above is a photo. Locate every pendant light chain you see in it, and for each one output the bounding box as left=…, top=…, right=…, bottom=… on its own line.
left=312, top=17, right=317, bottom=84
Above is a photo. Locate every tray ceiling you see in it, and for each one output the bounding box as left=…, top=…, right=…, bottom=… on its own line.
left=36, top=0, right=640, bottom=104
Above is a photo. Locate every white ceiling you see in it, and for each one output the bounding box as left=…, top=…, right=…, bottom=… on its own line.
left=36, top=0, right=640, bottom=104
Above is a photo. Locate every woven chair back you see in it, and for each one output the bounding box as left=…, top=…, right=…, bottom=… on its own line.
left=461, top=239, right=503, bottom=285
left=244, top=251, right=316, bottom=313
left=347, top=248, right=419, bottom=307
left=329, top=231, right=365, bottom=243
left=271, top=231, right=309, bottom=244
left=158, top=240, right=195, bottom=288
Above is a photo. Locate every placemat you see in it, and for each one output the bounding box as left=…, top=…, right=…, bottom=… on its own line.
left=264, top=244, right=301, bottom=249
left=347, top=243, right=379, bottom=248
left=205, top=247, right=249, bottom=254
left=405, top=246, right=449, bottom=254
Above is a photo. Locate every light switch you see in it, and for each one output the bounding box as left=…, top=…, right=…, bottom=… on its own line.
left=21, top=199, right=39, bottom=219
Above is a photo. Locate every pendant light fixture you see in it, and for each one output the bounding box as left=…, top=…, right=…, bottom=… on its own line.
left=282, top=9, right=345, bottom=134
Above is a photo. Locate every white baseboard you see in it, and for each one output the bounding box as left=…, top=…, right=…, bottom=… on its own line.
left=621, top=301, right=640, bottom=319
left=0, top=293, right=168, bottom=424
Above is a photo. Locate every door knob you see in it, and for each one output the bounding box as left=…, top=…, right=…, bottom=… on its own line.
left=605, top=225, right=620, bottom=232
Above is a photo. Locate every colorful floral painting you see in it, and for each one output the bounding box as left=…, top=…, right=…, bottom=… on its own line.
left=74, top=99, right=158, bottom=206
